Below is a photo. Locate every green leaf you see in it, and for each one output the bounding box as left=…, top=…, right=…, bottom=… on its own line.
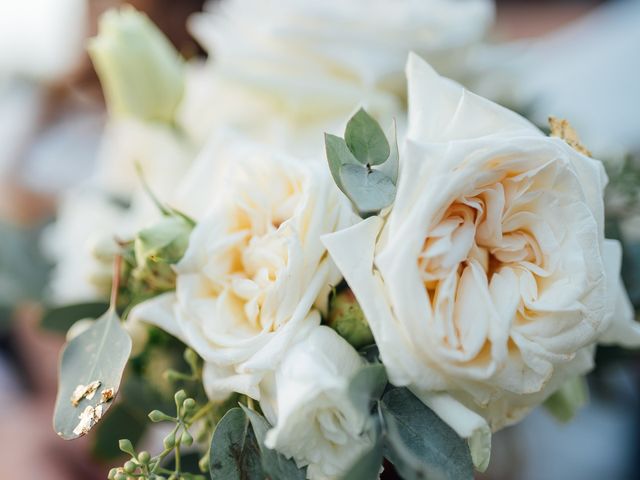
left=240, top=406, right=306, bottom=480
left=345, top=108, right=390, bottom=166
left=325, top=133, right=361, bottom=192
left=41, top=302, right=110, bottom=333
left=348, top=363, right=387, bottom=414
left=209, top=407, right=264, bottom=480
left=340, top=435, right=383, bottom=480
left=381, top=388, right=473, bottom=480
left=53, top=308, right=132, bottom=439
left=340, top=164, right=396, bottom=215
left=543, top=376, right=589, bottom=423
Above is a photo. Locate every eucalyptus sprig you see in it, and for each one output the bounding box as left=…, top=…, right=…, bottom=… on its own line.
left=325, top=108, right=399, bottom=218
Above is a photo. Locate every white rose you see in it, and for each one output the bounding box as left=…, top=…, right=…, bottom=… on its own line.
left=131, top=135, right=353, bottom=399
left=180, top=0, right=494, bottom=152
left=260, top=325, right=372, bottom=480
left=323, top=53, right=638, bottom=470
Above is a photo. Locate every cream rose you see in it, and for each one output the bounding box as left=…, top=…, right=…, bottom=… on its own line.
left=131, top=135, right=353, bottom=399
left=180, top=0, right=494, bottom=152
left=260, top=325, right=371, bottom=480
left=323, top=53, right=638, bottom=470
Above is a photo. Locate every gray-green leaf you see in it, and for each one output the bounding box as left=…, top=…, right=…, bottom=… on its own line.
left=340, top=164, right=396, bottom=215
left=340, top=435, right=383, bottom=480
left=53, top=308, right=132, bottom=439
left=325, top=133, right=361, bottom=192
left=240, top=406, right=306, bottom=480
left=381, top=388, right=473, bottom=480
left=345, top=108, right=390, bottom=166
left=209, top=407, right=264, bottom=480
left=348, top=363, right=387, bottom=414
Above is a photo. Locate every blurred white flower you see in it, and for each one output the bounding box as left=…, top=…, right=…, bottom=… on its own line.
left=260, top=325, right=371, bottom=480
left=323, top=54, right=638, bottom=470
left=180, top=0, right=495, bottom=152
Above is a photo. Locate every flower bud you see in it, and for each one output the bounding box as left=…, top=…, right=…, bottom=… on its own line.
left=123, top=461, right=136, bottom=474
left=182, top=398, right=197, bottom=413
left=88, top=6, right=185, bottom=124
left=137, top=451, right=150, bottom=464
left=163, top=430, right=176, bottom=449
left=174, top=389, right=188, bottom=407
left=326, top=288, right=374, bottom=349
left=131, top=216, right=193, bottom=294
left=148, top=410, right=174, bottom=423
left=180, top=430, right=193, bottom=446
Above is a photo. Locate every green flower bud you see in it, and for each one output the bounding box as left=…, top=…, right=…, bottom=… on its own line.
left=182, top=398, right=197, bottom=413
left=180, top=430, right=193, bottom=446
left=118, top=439, right=135, bottom=456
left=108, top=468, right=118, bottom=480
left=163, top=431, right=176, bottom=449
left=114, top=472, right=127, bottom=480
left=123, top=461, right=137, bottom=474
left=138, top=451, right=151, bottom=464
left=131, top=216, right=193, bottom=294
left=198, top=454, right=209, bottom=473
left=183, top=348, right=199, bottom=373
left=326, top=288, right=374, bottom=349
left=148, top=409, right=174, bottom=423
left=88, top=6, right=185, bottom=124
left=174, top=389, right=188, bottom=407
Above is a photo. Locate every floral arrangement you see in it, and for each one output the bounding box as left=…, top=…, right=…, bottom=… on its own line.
left=47, top=2, right=640, bottom=480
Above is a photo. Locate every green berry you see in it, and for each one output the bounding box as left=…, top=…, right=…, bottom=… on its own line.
left=138, top=451, right=151, bottom=464
left=174, top=389, right=187, bottom=406
left=124, top=461, right=136, bottom=474
left=182, top=398, right=196, bottom=412
left=163, top=431, right=176, bottom=449
left=181, top=430, right=193, bottom=446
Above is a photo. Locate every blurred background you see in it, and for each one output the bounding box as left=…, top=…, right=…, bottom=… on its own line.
left=1, top=0, right=639, bottom=479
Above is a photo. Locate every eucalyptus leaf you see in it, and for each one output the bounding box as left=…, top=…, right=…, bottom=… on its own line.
left=345, top=108, right=390, bottom=166
left=41, top=302, right=110, bottom=333
left=348, top=363, right=387, bottom=414
left=340, top=435, right=383, bottom=480
left=53, top=308, right=132, bottom=439
left=543, top=376, right=588, bottom=423
left=340, top=164, right=396, bottom=215
left=240, top=406, right=306, bottom=480
left=381, top=388, right=473, bottom=480
left=209, top=407, right=264, bottom=480
left=325, top=133, right=361, bottom=192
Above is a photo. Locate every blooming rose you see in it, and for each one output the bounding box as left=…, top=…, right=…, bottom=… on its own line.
left=131, top=135, right=353, bottom=399
left=260, top=325, right=372, bottom=480
left=180, top=0, right=494, bottom=152
left=323, top=53, right=638, bottom=470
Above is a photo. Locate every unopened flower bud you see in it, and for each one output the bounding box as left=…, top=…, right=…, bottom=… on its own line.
left=180, top=430, right=193, bottom=446
left=123, top=461, right=136, bottom=474
left=163, top=431, right=176, bottom=449
left=138, top=451, right=150, bottom=464
left=326, top=288, right=374, bottom=349
left=88, top=6, right=185, bottom=124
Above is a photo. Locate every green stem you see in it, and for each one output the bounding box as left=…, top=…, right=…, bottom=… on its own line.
left=188, top=402, right=215, bottom=425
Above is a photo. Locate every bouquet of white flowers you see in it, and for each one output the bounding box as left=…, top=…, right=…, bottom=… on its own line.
left=47, top=3, right=640, bottom=480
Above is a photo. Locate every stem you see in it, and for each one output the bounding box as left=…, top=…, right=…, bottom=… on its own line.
left=188, top=402, right=215, bottom=425
left=174, top=443, right=181, bottom=474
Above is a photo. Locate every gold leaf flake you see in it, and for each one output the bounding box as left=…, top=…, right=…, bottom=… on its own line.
left=548, top=116, right=592, bottom=157
left=73, top=406, right=97, bottom=436
left=100, top=387, right=115, bottom=403
left=70, top=380, right=102, bottom=406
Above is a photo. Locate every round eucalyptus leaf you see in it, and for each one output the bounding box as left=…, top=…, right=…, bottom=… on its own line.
left=53, top=309, right=132, bottom=439
left=340, top=164, right=396, bottom=215
left=345, top=108, right=390, bottom=166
